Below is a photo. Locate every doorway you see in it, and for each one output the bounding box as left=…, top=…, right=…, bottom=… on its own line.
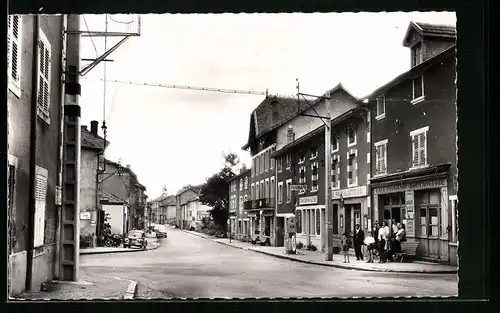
left=276, top=217, right=285, bottom=247
left=344, top=205, right=352, bottom=235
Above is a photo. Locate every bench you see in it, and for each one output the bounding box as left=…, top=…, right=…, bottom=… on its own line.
left=394, top=241, right=420, bottom=263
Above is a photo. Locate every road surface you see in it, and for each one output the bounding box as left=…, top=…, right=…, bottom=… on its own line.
left=80, top=228, right=458, bottom=298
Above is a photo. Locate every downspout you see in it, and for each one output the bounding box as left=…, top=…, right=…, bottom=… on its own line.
left=54, top=14, right=68, bottom=280
left=26, top=15, right=40, bottom=291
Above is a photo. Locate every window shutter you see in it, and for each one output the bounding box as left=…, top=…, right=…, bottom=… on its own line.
left=376, top=146, right=381, bottom=174
left=8, top=15, right=22, bottom=88
left=419, top=132, right=426, bottom=165
left=34, top=169, right=47, bottom=247
left=412, top=135, right=419, bottom=166
left=7, top=16, right=12, bottom=78
left=37, top=32, right=52, bottom=119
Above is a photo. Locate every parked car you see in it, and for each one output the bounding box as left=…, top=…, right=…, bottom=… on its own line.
left=123, top=230, right=147, bottom=249
left=154, top=225, right=168, bottom=238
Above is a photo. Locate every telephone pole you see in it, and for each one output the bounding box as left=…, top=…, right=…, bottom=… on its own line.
left=324, top=91, right=333, bottom=261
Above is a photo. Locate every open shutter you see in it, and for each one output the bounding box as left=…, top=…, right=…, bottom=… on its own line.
left=375, top=146, right=381, bottom=174
left=419, top=132, right=426, bottom=165
left=37, top=30, right=51, bottom=121
left=8, top=15, right=22, bottom=90
left=382, top=144, right=387, bottom=173
left=34, top=166, right=48, bottom=247
left=412, top=135, right=419, bottom=167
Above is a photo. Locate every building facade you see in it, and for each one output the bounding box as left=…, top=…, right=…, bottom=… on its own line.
left=227, top=169, right=251, bottom=240
left=160, top=195, right=177, bottom=225
left=365, top=21, right=457, bottom=264
left=7, top=14, right=66, bottom=296
left=176, top=187, right=200, bottom=229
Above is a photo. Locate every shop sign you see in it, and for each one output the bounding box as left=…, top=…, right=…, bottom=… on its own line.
left=332, top=186, right=367, bottom=199
left=373, top=179, right=447, bottom=195
left=299, top=196, right=318, bottom=205
left=80, top=211, right=91, bottom=220
left=405, top=190, right=415, bottom=236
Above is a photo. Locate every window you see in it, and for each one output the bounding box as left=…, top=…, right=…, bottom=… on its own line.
left=239, top=179, right=243, bottom=191
left=296, top=210, right=302, bottom=233
left=277, top=182, right=283, bottom=204
left=277, top=157, right=283, bottom=172
left=8, top=15, right=22, bottom=98
left=264, top=151, right=269, bottom=172
left=265, top=178, right=269, bottom=198
left=331, top=156, right=339, bottom=189
left=410, top=126, right=428, bottom=168
left=331, top=134, right=339, bottom=152
left=34, top=165, right=48, bottom=247
left=239, top=196, right=243, bottom=214
left=310, top=144, right=318, bottom=159
left=270, top=176, right=275, bottom=198
left=347, top=152, right=357, bottom=187
left=37, top=28, right=52, bottom=124
left=412, top=43, right=422, bottom=67
left=375, top=139, right=388, bottom=175
left=298, top=165, right=306, bottom=194
left=255, top=182, right=259, bottom=199
left=260, top=180, right=264, bottom=198
left=310, top=209, right=316, bottom=235
left=251, top=183, right=255, bottom=200
left=285, top=154, right=291, bottom=170
left=270, top=147, right=275, bottom=169
left=316, top=209, right=321, bottom=235
left=298, top=150, right=305, bottom=164
left=286, top=179, right=292, bottom=203
left=412, top=75, right=425, bottom=103
left=244, top=194, right=248, bottom=203
left=347, top=125, right=357, bottom=147
left=376, top=96, right=386, bottom=120
left=252, top=159, right=255, bottom=177
left=244, top=177, right=248, bottom=189
left=417, top=190, right=441, bottom=238
left=311, top=162, right=319, bottom=192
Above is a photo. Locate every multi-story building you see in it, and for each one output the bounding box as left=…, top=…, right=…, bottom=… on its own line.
left=160, top=195, right=177, bottom=225
left=227, top=168, right=251, bottom=240
left=364, top=21, right=457, bottom=264
left=176, top=187, right=201, bottom=229
left=271, top=84, right=361, bottom=250
left=7, top=14, right=67, bottom=296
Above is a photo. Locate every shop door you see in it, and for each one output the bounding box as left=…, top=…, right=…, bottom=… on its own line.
left=353, top=204, right=361, bottom=228
left=276, top=217, right=285, bottom=247
left=344, top=205, right=352, bottom=235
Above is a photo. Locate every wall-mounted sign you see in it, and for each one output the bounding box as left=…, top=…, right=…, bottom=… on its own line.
left=285, top=217, right=296, bottom=233
left=80, top=211, right=91, bottom=220
left=405, top=190, right=415, bottom=236
left=299, top=196, right=318, bottom=206
left=290, top=185, right=307, bottom=192
left=332, top=186, right=367, bottom=199
left=90, top=220, right=96, bottom=225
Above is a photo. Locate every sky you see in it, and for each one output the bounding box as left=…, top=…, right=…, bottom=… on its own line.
left=78, top=12, right=456, bottom=199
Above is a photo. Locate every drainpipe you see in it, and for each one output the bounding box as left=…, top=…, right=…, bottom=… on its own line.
left=26, top=15, right=40, bottom=292
left=54, top=14, right=68, bottom=280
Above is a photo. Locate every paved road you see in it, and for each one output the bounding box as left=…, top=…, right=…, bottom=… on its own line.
left=80, top=228, right=458, bottom=298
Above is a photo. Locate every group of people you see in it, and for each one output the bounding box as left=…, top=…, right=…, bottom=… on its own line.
left=340, top=219, right=406, bottom=263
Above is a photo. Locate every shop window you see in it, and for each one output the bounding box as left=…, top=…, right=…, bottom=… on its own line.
left=310, top=209, right=315, bottom=235
left=316, top=209, right=321, bottom=235
left=419, top=207, right=440, bottom=238
left=332, top=204, right=339, bottom=234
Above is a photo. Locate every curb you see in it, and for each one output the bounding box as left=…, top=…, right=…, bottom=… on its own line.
left=80, top=241, right=161, bottom=255
left=123, top=280, right=138, bottom=300
left=183, top=230, right=457, bottom=274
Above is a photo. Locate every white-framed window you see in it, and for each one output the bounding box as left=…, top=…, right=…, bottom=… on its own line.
left=255, top=182, right=260, bottom=199
left=270, top=176, right=275, bottom=199
left=264, top=151, right=269, bottom=172
left=285, top=154, right=291, bottom=170
left=270, top=147, right=276, bottom=169
left=277, top=181, right=283, bottom=204
left=252, top=159, right=255, bottom=177
left=411, top=74, right=425, bottom=104
left=265, top=178, right=270, bottom=198
left=347, top=151, right=358, bottom=187
left=298, top=150, right=305, bottom=164
left=331, top=155, right=340, bottom=190
left=260, top=180, right=264, bottom=198
left=298, top=165, right=307, bottom=185
left=251, top=183, right=255, bottom=200
left=311, top=161, right=319, bottom=192
left=286, top=179, right=292, bottom=203
left=412, top=42, right=423, bottom=67
left=259, top=155, right=263, bottom=174
left=239, top=196, right=243, bottom=214
left=331, top=133, right=339, bottom=153
left=277, top=156, right=283, bottom=172
left=347, top=125, right=357, bottom=147
left=310, top=144, right=318, bottom=160
left=240, top=179, right=243, bottom=191
left=8, top=15, right=22, bottom=98
left=244, top=177, right=248, bottom=189
left=376, top=95, right=386, bottom=120
left=34, top=165, right=48, bottom=247
left=375, top=139, right=388, bottom=176
left=410, top=126, right=429, bottom=169
left=37, top=28, right=52, bottom=124
left=244, top=194, right=248, bottom=203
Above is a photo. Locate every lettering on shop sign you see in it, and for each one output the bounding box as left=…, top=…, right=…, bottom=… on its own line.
left=80, top=211, right=91, bottom=220
left=373, top=179, right=447, bottom=195
left=332, top=186, right=367, bottom=199
left=406, top=219, right=414, bottom=234
left=299, top=196, right=318, bottom=205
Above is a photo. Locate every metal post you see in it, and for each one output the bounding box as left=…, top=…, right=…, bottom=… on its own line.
left=60, top=14, right=81, bottom=281
left=325, top=91, right=333, bottom=261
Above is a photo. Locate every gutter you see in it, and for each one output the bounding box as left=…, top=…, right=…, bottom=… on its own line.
left=26, top=15, right=40, bottom=291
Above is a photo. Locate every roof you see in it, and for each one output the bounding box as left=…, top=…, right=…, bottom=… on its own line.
left=160, top=195, right=176, bottom=206
left=227, top=168, right=251, bottom=182
left=242, top=83, right=358, bottom=150
left=360, top=45, right=456, bottom=101
left=99, top=190, right=127, bottom=205
left=271, top=105, right=368, bottom=158
left=180, top=194, right=200, bottom=205
left=81, top=126, right=109, bottom=151
left=403, top=21, right=456, bottom=47
left=176, top=185, right=203, bottom=196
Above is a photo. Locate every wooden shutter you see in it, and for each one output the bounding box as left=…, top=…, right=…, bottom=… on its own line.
left=418, top=132, right=426, bottom=165
left=37, top=30, right=52, bottom=120
left=8, top=15, right=22, bottom=88
left=375, top=146, right=381, bottom=174
left=34, top=166, right=48, bottom=247
left=381, top=144, right=387, bottom=173
left=412, top=135, right=419, bottom=166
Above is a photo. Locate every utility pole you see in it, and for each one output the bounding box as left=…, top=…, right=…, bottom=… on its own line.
left=60, top=14, right=81, bottom=281
left=324, top=91, right=333, bottom=261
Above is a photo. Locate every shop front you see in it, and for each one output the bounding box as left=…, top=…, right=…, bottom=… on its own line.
left=246, top=201, right=275, bottom=245
left=295, top=195, right=325, bottom=251
left=371, top=166, right=453, bottom=263
left=332, top=186, right=369, bottom=251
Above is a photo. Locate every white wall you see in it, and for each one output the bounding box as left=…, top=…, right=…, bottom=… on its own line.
left=103, top=204, right=125, bottom=234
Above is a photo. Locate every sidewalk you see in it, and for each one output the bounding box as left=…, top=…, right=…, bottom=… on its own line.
left=15, top=273, right=136, bottom=300
left=80, top=238, right=161, bottom=255
left=183, top=230, right=457, bottom=274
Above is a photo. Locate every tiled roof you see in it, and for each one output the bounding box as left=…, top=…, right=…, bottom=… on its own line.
left=99, top=190, right=127, bottom=204
left=160, top=195, right=176, bottom=206
left=81, top=126, right=108, bottom=151
left=414, top=22, right=456, bottom=36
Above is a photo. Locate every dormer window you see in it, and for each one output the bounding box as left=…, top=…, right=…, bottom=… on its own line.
left=412, top=42, right=423, bottom=67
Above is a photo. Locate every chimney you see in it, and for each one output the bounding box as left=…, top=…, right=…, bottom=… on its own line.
left=287, top=125, right=295, bottom=144
left=90, top=120, right=98, bottom=136
left=81, top=125, right=88, bottom=131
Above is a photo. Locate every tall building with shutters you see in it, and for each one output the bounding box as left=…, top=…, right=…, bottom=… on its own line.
left=363, top=21, right=457, bottom=265
left=7, top=15, right=69, bottom=296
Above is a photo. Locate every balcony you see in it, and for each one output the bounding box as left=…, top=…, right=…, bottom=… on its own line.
left=244, top=198, right=275, bottom=210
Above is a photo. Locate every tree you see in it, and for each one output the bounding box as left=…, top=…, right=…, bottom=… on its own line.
left=199, top=151, right=240, bottom=232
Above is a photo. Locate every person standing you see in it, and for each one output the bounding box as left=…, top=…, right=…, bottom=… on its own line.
left=364, top=231, right=376, bottom=263
left=378, top=220, right=390, bottom=263
left=373, top=222, right=380, bottom=260
left=353, top=224, right=365, bottom=261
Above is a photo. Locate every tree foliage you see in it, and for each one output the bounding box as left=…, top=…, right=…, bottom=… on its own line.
left=199, top=151, right=240, bottom=232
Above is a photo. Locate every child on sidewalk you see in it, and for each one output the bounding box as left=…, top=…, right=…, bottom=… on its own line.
left=341, top=233, right=351, bottom=263
left=363, top=231, right=376, bottom=263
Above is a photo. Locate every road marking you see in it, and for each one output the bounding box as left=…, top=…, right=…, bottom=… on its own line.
left=124, top=280, right=137, bottom=300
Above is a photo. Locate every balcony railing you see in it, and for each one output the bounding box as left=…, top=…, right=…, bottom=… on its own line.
left=244, top=198, right=275, bottom=210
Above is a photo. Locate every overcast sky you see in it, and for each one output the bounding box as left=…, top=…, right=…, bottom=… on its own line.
left=79, top=12, right=456, bottom=199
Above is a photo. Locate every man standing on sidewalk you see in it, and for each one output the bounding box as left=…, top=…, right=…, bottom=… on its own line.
left=353, top=224, right=365, bottom=261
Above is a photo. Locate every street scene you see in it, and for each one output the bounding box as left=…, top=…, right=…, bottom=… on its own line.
left=7, top=11, right=458, bottom=299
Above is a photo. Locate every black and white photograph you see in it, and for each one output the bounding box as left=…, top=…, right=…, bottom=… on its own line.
left=7, top=11, right=462, bottom=299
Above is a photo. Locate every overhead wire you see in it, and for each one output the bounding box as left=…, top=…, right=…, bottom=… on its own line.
left=108, top=15, right=136, bottom=25
left=82, top=15, right=98, bottom=56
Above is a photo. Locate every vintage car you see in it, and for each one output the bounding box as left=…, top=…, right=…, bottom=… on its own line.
left=123, top=230, right=148, bottom=249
